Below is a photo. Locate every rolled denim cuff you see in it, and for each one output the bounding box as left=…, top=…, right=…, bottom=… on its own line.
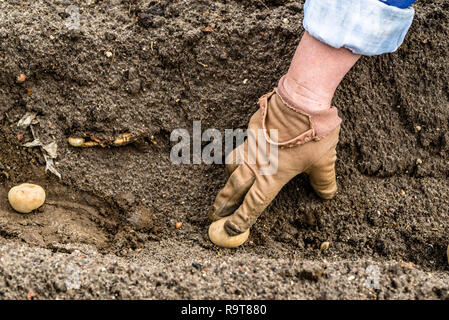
left=303, top=0, right=415, bottom=55
left=380, top=0, right=417, bottom=9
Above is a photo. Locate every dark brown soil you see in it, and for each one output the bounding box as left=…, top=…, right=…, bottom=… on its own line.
left=0, top=0, right=448, bottom=299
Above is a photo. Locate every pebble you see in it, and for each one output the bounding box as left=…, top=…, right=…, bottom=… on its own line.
left=320, top=241, right=330, bottom=251
left=208, top=218, right=250, bottom=248
left=105, top=51, right=113, bottom=58
left=16, top=73, right=26, bottom=83
left=192, top=262, right=202, bottom=270
left=8, top=183, right=46, bottom=213
left=416, top=158, right=423, bottom=165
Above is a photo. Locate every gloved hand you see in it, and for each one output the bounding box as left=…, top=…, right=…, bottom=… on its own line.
left=208, top=89, right=341, bottom=248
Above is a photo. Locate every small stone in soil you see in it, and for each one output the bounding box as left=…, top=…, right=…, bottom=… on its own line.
left=16, top=73, right=26, bottom=83
left=320, top=241, right=330, bottom=251
left=192, top=262, right=202, bottom=270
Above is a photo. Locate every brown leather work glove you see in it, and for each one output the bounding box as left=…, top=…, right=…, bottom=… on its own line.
left=208, top=89, right=341, bottom=248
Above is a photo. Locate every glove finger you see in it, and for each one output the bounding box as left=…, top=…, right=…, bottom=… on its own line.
left=209, top=163, right=255, bottom=222
left=225, top=142, right=245, bottom=176
left=224, top=176, right=280, bottom=236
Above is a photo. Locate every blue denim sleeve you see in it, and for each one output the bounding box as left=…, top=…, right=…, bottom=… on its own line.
left=381, top=0, right=417, bottom=9
left=303, top=0, right=416, bottom=56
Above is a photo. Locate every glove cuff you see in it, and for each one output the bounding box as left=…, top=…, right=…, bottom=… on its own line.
left=277, top=75, right=342, bottom=138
